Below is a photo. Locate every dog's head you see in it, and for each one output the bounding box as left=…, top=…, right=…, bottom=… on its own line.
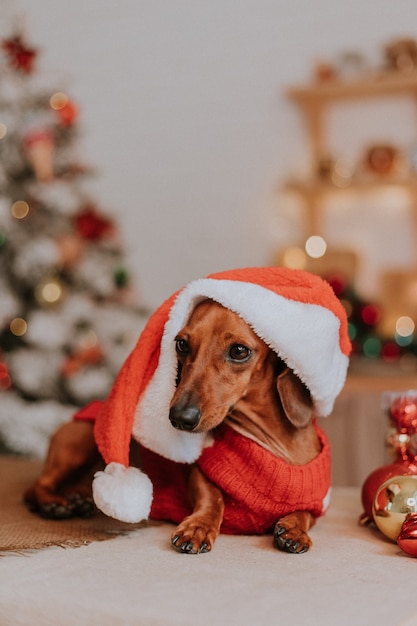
left=168, top=299, right=313, bottom=433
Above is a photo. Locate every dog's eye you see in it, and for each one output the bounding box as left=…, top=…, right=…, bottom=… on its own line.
left=175, top=338, right=190, bottom=356
left=228, top=344, right=252, bottom=362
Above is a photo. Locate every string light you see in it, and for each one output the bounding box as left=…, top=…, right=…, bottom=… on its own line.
left=362, top=336, right=382, bottom=358
left=396, top=316, right=415, bottom=337
left=35, top=278, right=64, bottom=305
left=395, top=315, right=415, bottom=346
left=281, top=246, right=307, bottom=269
left=50, top=91, right=69, bottom=110
left=11, top=200, right=29, bottom=219
left=305, top=235, right=327, bottom=258
left=10, top=317, right=27, bottom=337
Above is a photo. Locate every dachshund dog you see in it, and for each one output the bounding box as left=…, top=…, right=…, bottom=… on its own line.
left=25, top=299, right=324, bottom=554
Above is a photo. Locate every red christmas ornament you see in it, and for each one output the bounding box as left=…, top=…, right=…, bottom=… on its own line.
left=361, top=392, right=417, bottom=557
left=73, top=205, right=115, bottom=241
left=0, top=359, right=11, bottom=390
left=361, top=461, right=417, bottom=522
left=61, top=345, right=104, bottom=377
left=397, top=513, right=417, bottom=557
left=389, top=396, right=417, bottom=431
left=1, top=34, right=37, bottom=74
left=56, top=100, right=78, bottom=126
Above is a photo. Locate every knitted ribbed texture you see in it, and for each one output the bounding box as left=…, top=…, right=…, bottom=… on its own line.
left=75, top=405, right=331, bottom=533
left=138, top=423, right=331, bottom=535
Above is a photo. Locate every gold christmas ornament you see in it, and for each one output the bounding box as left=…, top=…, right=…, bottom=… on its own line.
left=373, top=475, right=417, bottom=541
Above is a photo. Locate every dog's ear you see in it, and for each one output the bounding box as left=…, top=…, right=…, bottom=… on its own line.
left=276, top=368, right=314, bottom=429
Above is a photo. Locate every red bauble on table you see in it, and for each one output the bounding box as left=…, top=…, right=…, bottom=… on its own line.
left=360, top=391, right=417, bottom=557
left=397, top=513, right=417, bottom=557
left=360, top=461, right=417, bottom=523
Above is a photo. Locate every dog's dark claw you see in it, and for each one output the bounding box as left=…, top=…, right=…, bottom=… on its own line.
left=31, top=494, right=95, bottom=520
left=38, top=503, right=74, bottom=520
left=199, top=542, right=209, bottom=553
left=273, top=524, right=309, bottom=554
left=68, top=494, right=95, bottom=518
left=171, top=535, right=202, bottom=554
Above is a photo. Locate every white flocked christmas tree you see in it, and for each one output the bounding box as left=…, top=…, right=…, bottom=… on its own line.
left=0, top=29, right=147, bottom=457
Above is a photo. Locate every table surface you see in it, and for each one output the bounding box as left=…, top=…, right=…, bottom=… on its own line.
left=1, top=487, right=417, bottom=626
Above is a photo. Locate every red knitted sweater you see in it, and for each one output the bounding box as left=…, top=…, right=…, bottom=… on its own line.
left=75, top=404, right=331, bottom=535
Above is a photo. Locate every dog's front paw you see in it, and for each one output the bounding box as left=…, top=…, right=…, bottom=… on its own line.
left=171, top=515, right=218, bottom=554
left=25, top=487, right=95, bottom=520
left=273, top=521, right=312, bottom=554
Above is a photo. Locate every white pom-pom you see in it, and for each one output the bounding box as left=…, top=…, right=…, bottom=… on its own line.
left=92, top=463, right=153, bottom=523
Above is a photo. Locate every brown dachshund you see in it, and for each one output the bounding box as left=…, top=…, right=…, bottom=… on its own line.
left=25, top=299, right=324, bottom=554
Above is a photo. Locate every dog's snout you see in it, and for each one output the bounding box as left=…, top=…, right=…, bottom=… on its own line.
left=169, top=404, right=201, bottom=431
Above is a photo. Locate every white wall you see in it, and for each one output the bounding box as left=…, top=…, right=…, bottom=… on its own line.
left=7, top=0, right=417, bottom=307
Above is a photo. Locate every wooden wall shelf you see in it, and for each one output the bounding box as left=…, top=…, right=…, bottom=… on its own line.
left=288, top=71, right=417, bottom=104
left=284, top=71, right=417, bottom=238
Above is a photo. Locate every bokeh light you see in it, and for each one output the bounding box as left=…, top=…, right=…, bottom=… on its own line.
left=50, top=91, right=69, bottom=110
left=10, top=317, right=27, bottom=337
left=0, top=123, right=7, bottom=139
left=281, top=246, right=307, bottom=269
left=396, top=316, right=415, bottom=337
left=305, top=235, right=327, bottom=258
left=11, top=200, right=29, bottom=219
left=362, top=336, right=382, bottom=358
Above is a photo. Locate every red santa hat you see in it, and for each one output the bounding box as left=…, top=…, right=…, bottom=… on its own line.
left=92, top=267, right=351, bottom=523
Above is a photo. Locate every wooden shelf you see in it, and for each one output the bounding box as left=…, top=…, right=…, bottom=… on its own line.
left=345, top=356, right=417, bottom=393
left=288, top=71, right=417, bottom=104
left=285, top=175, right=417, bottom=195
left=283, top=71, right=417, bottom=238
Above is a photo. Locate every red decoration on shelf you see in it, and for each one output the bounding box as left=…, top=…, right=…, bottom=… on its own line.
left=1, top=34, right=37, bottom=74
left=73, top=205, right=115, bottom=241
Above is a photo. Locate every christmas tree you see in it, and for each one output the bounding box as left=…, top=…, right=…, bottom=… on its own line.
left=0, top=31, right=147, bottom=457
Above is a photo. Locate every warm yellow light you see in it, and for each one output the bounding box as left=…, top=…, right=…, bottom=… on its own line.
left=396, top=316, right=415, bottom=337
left=41, top=281, right=63, bottom=304
left=281, top=246, right=307, bottom=269
left=50, top=92, right=69, bottom=110
left=11, top=200, right=30, bottom=219
left=305, top=235, right=327, bottom=259
left=10, top=318, right=27, bottom=336
left=0, top=123, right=7, bottom=139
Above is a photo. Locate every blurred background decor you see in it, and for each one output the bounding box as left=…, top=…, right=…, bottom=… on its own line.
left=0, top=27, right=147, bottom=457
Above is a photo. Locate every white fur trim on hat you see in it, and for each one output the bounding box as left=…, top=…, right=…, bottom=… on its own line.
left=93, top=463, right=153, bottom=523
left=134, top=276, right=349, bottom=461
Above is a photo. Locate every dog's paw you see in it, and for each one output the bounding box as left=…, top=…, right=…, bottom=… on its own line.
left=273, top=522, right=312, bottom=554
left=26, top=493, right=95, bottom=520
left=171, top=516, right=218, bottom=554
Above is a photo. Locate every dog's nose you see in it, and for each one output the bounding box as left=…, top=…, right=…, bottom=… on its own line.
left=169, top=405, right=201, bottom=431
